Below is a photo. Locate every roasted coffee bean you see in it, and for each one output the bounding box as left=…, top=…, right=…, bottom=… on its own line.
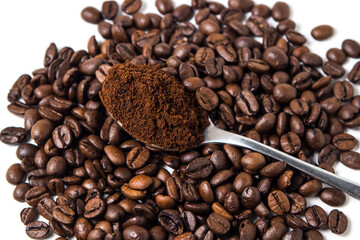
left=272, top=2, right=290, bottom=21
left=0, top=127, right=27, bottom=144
left=262, top=222, right=286, bottom=240
left=263, top=46, right=289, bottom=70
left=342, top=39, right=360, bottom=58
left=21, top=207, right=38, bottom=225
left=328, top=209, right=348, bottom=234
left=339, top=151, right=360, bottom=169
left=333, top=133, right=356, bottom=151
left=206, top=213, right=230, bottom=236
left=273, top=83, right=297, bottom=103
left=349, top=61, right=360, bottom=83
left=186, top=157, right=213, bottom=180
left=305, top=205, right=327, bottom=229
left=13, top=183, right=32, bottom=202
left=298, top=180, right=322, bottom=197
left=311, top=25, right=333, bottom=40
left=158, top=209, right=184, bottom=235
left=81, top=7, right=102, bottom=24
left=6, top=163, right=25, bottom=185
left=286, top=29, right=307, bottom=45
left=123, top=225, right=150, bottom=240
left=26, top=221, right=50, bottom=239
left=236, top=90, right=259, bottom=116
left=287, top=192, right=306, bottom=214
left=280, top=132, right=301, bottom=155
left=84, top=198, right=106, bottom=219
left=102, top=1, right=118, bottom=19
left=122, top=0, right=142, bottom=14
left=267, top=190, right=290, bottom=215
left=196, top=87, right=219, bottom=111
left=326, top=48, right=347, bottom=64
left=319, top=188, right=346, bottom=207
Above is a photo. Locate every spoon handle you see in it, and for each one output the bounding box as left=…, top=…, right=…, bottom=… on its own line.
left=203, top=124, right=360, bottom=199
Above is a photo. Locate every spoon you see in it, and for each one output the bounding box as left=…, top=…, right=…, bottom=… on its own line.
left=118, top=118, right=360, bottom=199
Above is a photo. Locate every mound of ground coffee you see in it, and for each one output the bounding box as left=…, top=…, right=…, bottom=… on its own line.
left=99, top=61, right=208, bottom=151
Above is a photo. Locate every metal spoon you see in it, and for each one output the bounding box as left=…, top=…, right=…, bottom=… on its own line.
left=118, top=118, right=360, bottom=199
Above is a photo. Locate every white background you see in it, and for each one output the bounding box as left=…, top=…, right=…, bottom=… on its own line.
left=0, top=0, right=360, bottom=239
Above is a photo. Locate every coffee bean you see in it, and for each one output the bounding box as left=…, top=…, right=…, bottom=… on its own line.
left=84, top=198, right=106, bottom=219
left=349, top=61, right=360, bottom=83
left=123, top=225, right=150, bottom=240
left=286, top=29, right=307, bottom=45
left=122, top=0, right=142, bottom=14
left=21, top=207, right=38, bottom=225
left=342, top=39, right=360, bottom=58
left=0, top=127, right=27, bottom=144
left=102, top=1, right=118, bottom=19
left=158, top=209, right=184, bottom=235
left=206, top=213, right=230, bottom=235
left=328, top=210, right=348, bottom=234
left=319, top=188, right=346, bottom=206
left=196, top=87, right=219, bottom=111
left=333, top=133, right=356, bottom=151
left=305, top=205, right=327, bottom=229
left=26, top=221, right=50, bottom=239
left=81, top=7, right=102, bottom=24
left=267, top=190, right=290, bottom=215
left=262, top=222, right=286, bottom=240
left=6, top=163, right=25, bottom=185
left=186, top=157, right=213, bottom=180
left=272, top=2, right=290, bottom=21
left=326, top=48, right=347, bottom=64
left=311, top=25, right=333, bottom=40
left=263, top=46, right=289, bottom=70
left=298, top=180, right=322, bottom=197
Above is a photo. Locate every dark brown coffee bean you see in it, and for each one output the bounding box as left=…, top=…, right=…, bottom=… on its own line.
left=328, top=209, right=348, bottom=234
left=339, top=151, right=360, bottom=169
left=298, top=180, right=322, bottom=197
left=272, top=2, right=290, bottom=21
left=263, top=46, right=289, bottom=70
left=84, top=198, right=106, bottom=219
left=21, top=207, right=38, bottom=225
left=26, top=221, right=50, bottom=239
left=287, top=192, right=307, bottom=214
left=286, top=29, right=307, bottom=45
left=349, top=61, right=360, bottom=83
left=186, top=157, right=213, bottom=180
left=342, top=39, right=360, bottom=58
left=196, top=87, right=219, bottom=111
left=121, top=0, right=142, bottom=14
left=236, top=90, right=259, bottom=116
left=52, top=205, right=76, bottom=225
left=326, top=48, right=347, bottom=64
left=322, top=61, right=345, bottom=78
left=102, top=1, right=118, bottom=19
left=0, top=127, right=27, bottom=144
left=206, top=213, right=230, bottom=236
left=319, top=188, right=346, bottom=207
left=311, top=25, right=333, bottom=40
left=318, top=144, right=340, bottom=166
left=262, top=222, right=286, bottom=240
left=280, top=132, right=301, bottom=155
left=305, top=205, right=327, bottom=229
left=81, top=7, right=102, bottom=24
left=158, top=209, right=184, bottom=235
left=332, top=133, right=356, bottom=151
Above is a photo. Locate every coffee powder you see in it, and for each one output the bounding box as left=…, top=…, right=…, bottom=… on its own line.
left=99, top=61, right=208, bottom=151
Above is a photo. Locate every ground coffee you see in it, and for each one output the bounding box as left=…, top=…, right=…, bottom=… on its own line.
left=99, top=61, right=208, bottom=151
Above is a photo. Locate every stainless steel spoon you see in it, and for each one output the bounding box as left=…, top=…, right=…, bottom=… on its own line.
left=118, top=118, right=360, bottom=199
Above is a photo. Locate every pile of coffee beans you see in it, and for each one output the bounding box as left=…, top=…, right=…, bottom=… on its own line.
left=3, top=0, right=360, bottom=239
